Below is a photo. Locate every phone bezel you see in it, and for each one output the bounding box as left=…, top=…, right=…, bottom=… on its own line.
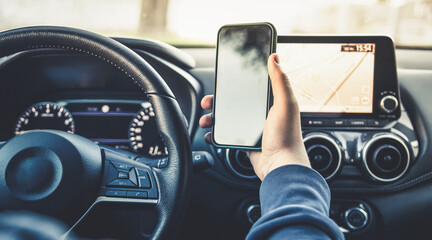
left=211, top=22, right=277, bottom=150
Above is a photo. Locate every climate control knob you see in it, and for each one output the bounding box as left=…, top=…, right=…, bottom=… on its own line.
left=344, top=207, right=369, bottom=231
left=379, top=95, right=398, bottom=114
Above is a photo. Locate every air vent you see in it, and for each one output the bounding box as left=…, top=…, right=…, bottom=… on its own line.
left=362, top=134, right=410, bottom=182
left=304, top=134, right=342, bottom=180
left=225, top=149, right=257, bottom=179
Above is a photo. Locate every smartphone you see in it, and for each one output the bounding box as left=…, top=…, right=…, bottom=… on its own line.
left=212, top=23, right=277, bottom=150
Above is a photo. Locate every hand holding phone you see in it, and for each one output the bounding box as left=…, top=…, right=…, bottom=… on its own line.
left=201, top=54, right=310, bottom=180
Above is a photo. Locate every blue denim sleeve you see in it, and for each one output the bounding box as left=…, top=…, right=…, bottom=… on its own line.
left=246, top=165, right=344, bottom=240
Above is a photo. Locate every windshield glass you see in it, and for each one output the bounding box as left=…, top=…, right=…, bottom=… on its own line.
left=0, top=0, right=431, bottom=47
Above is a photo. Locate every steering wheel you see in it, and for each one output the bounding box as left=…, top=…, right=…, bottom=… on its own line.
left=0, top=26, right=192, bottom=239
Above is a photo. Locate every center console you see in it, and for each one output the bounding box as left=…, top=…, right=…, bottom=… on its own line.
left=216, top=36, right=419, bottom=239
left=274, top=36, right=414, bottom=184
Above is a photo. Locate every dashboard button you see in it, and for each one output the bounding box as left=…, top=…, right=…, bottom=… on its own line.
left=302, top=119, right=329, bottom=126
left=367, top=119, right=388, bottom=127
left=127, top=191, right=148, bottom=199
left=106, top=190, right=127, bottom=197
left=331, top=119, right=347, bottom=126
left=380, top=95, right=399, bottom=114
left=107, top=179, right=136, bottom=187
left=349, top=119, right=367, bottom=127
left=344, top=207, right=368, bottom=230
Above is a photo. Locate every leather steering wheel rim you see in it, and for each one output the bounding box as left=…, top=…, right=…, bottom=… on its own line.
left=0, top=26, right=192, bottom=240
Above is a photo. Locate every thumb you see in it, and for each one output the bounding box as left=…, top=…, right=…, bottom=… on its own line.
left=267, top=53, right=297, bottom=107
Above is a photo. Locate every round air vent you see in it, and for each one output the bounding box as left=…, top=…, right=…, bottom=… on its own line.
left=225, top=149, right=257, bottom=179
left=303, top=134, right=342, bottom=180
left=362, top=134, right=410, bottom=182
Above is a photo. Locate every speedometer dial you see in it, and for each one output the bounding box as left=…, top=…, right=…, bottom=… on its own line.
left=129, top=104, right=168, bottom=157
left=15, top=102, right=75, bottom=135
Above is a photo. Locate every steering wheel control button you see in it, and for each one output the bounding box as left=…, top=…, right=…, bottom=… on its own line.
left=137, top=169, right=151, bottom=188
left=107, top=179, right=136, bottom=187
left=101, top=152, right=158, bottom=199
left=117, top=172, right=129, bottom=179
left=127, top=191, right=148, bottom=199
left=128, top=168, right=138, bottom=185
left=107, top=163, right=120, bottom=182
left=106, top=190, right=127, bottom=197
left=111, top=162, right=132, bottom=171
left=157, top=158, right=168, bottom=168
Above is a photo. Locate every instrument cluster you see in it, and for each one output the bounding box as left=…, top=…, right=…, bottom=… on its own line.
left=14, top=100, right=168, bottom=158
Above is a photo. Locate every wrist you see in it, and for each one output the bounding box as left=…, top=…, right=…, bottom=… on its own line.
left=262, top=149, right=311, bottom=180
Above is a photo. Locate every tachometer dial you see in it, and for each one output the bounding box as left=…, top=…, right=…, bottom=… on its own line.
left=129, top=104, right=168, bottom=157
left=15, top=102, right=75, bottom=135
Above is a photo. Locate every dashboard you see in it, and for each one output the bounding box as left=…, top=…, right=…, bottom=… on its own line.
left=14, top=100, right=168, bottom=158
left=0, top=38, right=431, bottom=240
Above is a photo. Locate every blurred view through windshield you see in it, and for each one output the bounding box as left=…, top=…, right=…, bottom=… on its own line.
left=0, top=0, right=431, bottom=47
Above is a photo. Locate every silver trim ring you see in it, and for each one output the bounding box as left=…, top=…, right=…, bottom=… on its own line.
left=380, top=95, right=399, bottom=113
left=362, top=134, right=410, bottom=182
left=303, top=133, right=342, bottom=180
left=344, top=207, right=369, bottom=230
left=225, top=149, right=258, bottom=180
left=246, top=204, right=261, bottom=224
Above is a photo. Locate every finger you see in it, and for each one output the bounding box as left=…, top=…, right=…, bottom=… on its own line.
left=267, top=53, right=297, bottom=106
left=201, top=95, right=214, bottom=110
left=199, top=113, right=213, bottom=128
left=204, top=132, right=212, bottom=144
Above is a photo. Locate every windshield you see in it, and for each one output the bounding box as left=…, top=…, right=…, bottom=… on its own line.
left=0, top=0, right=431, bottom=47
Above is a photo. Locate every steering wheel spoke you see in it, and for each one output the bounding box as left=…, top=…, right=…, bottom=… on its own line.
left=98, top=147, right=159, bottom=205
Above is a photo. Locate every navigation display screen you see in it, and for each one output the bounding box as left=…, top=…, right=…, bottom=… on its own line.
left=277, top=43, right=375, bottom=113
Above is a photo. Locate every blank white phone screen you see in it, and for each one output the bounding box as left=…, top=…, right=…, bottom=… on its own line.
left=214, top=25, right=271, bottom=147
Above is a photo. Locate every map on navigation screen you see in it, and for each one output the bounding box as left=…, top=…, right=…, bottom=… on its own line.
left=277, top=43, right=375, bottom=113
